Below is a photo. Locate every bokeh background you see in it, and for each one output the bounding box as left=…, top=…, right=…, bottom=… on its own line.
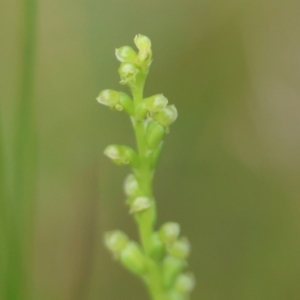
left=1, top=0, right=300, bottom=299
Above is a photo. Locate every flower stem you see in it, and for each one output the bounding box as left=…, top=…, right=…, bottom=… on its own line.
left=101, top=35, right=194, bottom=300
left=131, top=76, right=167, bottom=300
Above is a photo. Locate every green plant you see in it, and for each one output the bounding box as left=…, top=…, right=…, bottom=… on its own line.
left=97, top=35, right=195, bottom=300
left=0, top=1, right=37, bottom=299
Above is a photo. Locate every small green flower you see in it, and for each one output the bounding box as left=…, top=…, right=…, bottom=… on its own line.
left=160, top=222, right=181, bottom=244
left=96, top=89, right=120, bottom=109
left=97, top=90, right=134, bottom=114
left=134, top=34, right=151, bottom=51
left=115, top=46, right=137, bottom=63
left=134, top=34, right=152, bottom=67
left=145, top=94, right=168, bottom=112
left=104, top=144, right=138, bottom=167
left=168, top=237, right=191, bottom=260
left=130, top=196, right=152, bottom=213
left=104, top=230, right=128, bottom=254
left=118, top=62, right=139, bottom=86
left=174, top=273, right=196, bottom=295
left=120, top=242, right=147, bottom=275
left=123, top=173, right=139, bottom=197
left=154, top=105, right=178, bottom=127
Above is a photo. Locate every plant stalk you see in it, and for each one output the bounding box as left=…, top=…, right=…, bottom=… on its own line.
left=132, top=77, right=167, bottom=300
left=9, top=0, right=38, bottom=299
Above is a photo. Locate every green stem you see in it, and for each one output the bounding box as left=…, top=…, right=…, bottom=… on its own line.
left=131, top=76, right=167, bottom=300
left=10, top=0, right=38, bottom=299
left=132, top=84, right=153, bottom=252
left=14, top=0, right=38, bottom=206
left=102, top=36, right=191, bottom=300
left=0, top=120, right=8, bottom=299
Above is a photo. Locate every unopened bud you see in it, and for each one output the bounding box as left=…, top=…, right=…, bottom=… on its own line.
left=104, top=230, right=128, bottom=254
left=104, top=145, right=138, bottom=166
left=149, top=232, right=165, bottom=260
left=135, top=102, right=148, bottom=121
left=118, top=62, right=139, bottom=86
left=174, top=273, right=196, bottom=295
left=134, top=34, right=151, bottom=51
left=168, top=237, right=190, bottom=260
left=120, top=242, right=147, bottom=275
left=115, top=46, right=137, bottom=63
left=145, top=94, right=168, bottom=112
left=162, top=256, right=184, bottom=289
left=154, top=105, right=178, bottom=127
left=146, top=121, right=165, bottom=150
left=159, top=222, right=180, bottom=244
left=133, top=34, right=152, bottom=68
left=130, top=196, right=152, bottom=213
left=149, top=141, right=163, bottom=170
left=123, top=174, right=139, bottom=197
left=119, top=92, right=134, bottom=115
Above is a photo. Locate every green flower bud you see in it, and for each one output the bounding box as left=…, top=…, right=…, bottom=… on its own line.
left=154, top=105, right=178, bottom=127
left=115, top=46, right=137, bottom=63
left=135, top=102, right=148, bottom=121
left=104, top=230, right=128, bottom=254
left=149, top=141, right=163, bottom=170
left=168, top=237, right=190, bottom=260
left=133, top=34, right=152, bottom=68
left=120, top=242, right=147, bottom=275
left=96, top=89, right=119, bottom=108
left=130, top=196, right=152, bottom=213
left=149, top=232, right=165, bottom=260
left=145, top=94, right=168, bottom=112
left=146, top=121, right=165, bottom=150
left=134, top=34, right=151, bottom=51
left=123, top=174, right=139, bottom=197
left=159, top=222, right=180, bottom=244
left=162, top=256, right=184, bottom=289
left=174, top=273, right=196, bottom=295
left=104, top=145, right=138, bottom=167
left=118, top=62, right=139, bottom=86
left=119, top=92, right=134, bottom=115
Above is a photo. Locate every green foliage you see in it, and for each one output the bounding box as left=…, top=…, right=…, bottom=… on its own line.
left=98, top=35, right=194, bottom=300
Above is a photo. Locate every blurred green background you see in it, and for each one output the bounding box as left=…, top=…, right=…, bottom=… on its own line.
left=1, top=0, right=300, bottom=299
